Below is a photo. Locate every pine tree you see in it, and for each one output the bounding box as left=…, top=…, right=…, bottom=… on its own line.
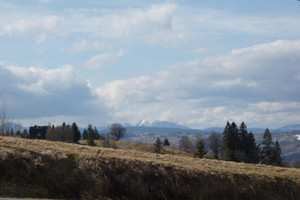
left=21, top=129, right=29, bottom=138
left=260, top=128, right=274, bottom=165
left=72, top=122, right=81, bottom=143
left=195, top=136, right=208, bottom=159
left=221, top=121, right=246, bottom=162
left=245, top=132, right=259, bottom=163
left=82, top=129, right=88, bottom=140
left=154, top=137, right=162, bottom=153
left=227, top=122, right=240, bottom=161
left=272, top=140, right=282, bottom=166
left=15, top=130, right=21, bottom=137
left=239, top=122, right=248, bottom=152
left=163, top=138, right=170, bottom=146
left=221, top=121, right=231, bottom=161
left=87, top=133, right=96, bottom=146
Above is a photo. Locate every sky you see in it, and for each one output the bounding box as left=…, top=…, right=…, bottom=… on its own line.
left=0, top=0, right=300, bottom=129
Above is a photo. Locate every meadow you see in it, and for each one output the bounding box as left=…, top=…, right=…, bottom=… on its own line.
left=0, top=136, right=299, bottom=199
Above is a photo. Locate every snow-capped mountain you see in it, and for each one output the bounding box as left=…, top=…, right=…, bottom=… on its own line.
left=132, top=119, right=190, bottom=129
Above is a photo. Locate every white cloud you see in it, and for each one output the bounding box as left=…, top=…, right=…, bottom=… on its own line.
left=249, top=102, right=300, bottom=113
left=82, top=3, right=177, bottom=39
left=0, top=63, right=101, bottom=120
left=1, top=15, right=62, bottom=36
left=85, top=49, right=128, bottom=69
left=95, top=40, right=300, bottom=128
left=7, top=64, right=82, bottom=95
left=146, top=32, right=194, bottom=47
left=177, top=8, right=300, bottom=37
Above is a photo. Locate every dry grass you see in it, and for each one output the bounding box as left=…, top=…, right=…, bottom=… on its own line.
left=80, top=139, right=195, bottom=157
left=2, top=137, right=298, bottom=181
left=1, top=136, right=300, bottom=199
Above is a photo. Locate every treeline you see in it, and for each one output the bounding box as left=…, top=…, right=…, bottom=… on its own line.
left=47, top=122, right=127, bottom=147
left=178, top=121, right=283, bottom=167
left=0, top=128, right=29, bottom=138
left=46, top=122, right=81, bottom=143
left=82, top=123, right=126, bottom=147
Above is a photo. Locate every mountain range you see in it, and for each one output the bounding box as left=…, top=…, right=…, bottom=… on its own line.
left=125, top=119, right=190, bottom=129
left=120, top=120, right=300, bottom=133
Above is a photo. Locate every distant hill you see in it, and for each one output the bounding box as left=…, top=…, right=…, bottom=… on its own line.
left=277, top=124, right=300, bottom=131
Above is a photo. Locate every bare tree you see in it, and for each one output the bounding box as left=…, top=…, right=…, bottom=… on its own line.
left=109, top=123, right=126, bottom=141
left=208, top=131, right=222, bottom=159
left=179, top=136, right=194, bottom=150
left=0, top=99, right=12, bottom=136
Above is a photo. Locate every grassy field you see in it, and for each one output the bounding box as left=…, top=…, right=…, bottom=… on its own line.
left=1, top=136, right=300, bottom=199
left=79, top=139, right=195, bottom=157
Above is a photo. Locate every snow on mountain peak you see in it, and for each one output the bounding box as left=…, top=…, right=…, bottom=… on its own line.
left=133, top=119, right=190, bottom=129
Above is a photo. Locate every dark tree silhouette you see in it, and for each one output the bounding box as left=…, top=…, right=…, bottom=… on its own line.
left=194, top=136, right=207, bottom=158
left=154, top=137, right=162, bottom=153
left=163, top=138, right=170, bottom=146
left=72, top=122, right=81, bottom=143
left=260, top=128, right=274, bottom=165
left=109, top=123, right=126, bottom=141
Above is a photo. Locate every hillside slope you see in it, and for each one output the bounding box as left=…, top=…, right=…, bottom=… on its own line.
left=0, top=136, right=300, bottom=200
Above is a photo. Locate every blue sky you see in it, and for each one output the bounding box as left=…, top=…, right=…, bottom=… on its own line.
left=0, top=0, right=300, bottom=129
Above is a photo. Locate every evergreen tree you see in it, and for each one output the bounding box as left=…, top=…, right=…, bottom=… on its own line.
left=239, top=122, right=248, bottom=151
left=272, top=140, right=282, bottom=166
left=85, top=124, right=99, bottom=146
left=86, top=124, right=99, bottom=140
left=194, top=136, right=208, bottom=159
left=163, top=138, right=170, bottom=146
left=15, top=130, right=21, bottom=137
left=244, top=132, right=259, bottom=163
left=229, top=122, right=240, bottom=156
left=21, top=129, right=29, bottom=138
left=72, top=122, right=81, bottom=143
left=82, top=129, right=88, bottom=140
left=154, top=137, right=162, bottom=153
left=221, top=121, right=247, bottom=162
left=260, top=128, right=274, bottom=165
left=221, top=121, right=231, bottom=161
left=87, top=133, right=96, bottom=146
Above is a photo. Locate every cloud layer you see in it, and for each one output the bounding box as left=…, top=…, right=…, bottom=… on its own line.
left=0, top=64, right=98, bottom=120
left=1, top=1, right=300, bottom=129
left=96, top=40, right=300, bottom=128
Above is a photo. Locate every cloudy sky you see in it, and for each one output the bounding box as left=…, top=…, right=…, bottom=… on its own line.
left=1, top=0, right=300, bottom=129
